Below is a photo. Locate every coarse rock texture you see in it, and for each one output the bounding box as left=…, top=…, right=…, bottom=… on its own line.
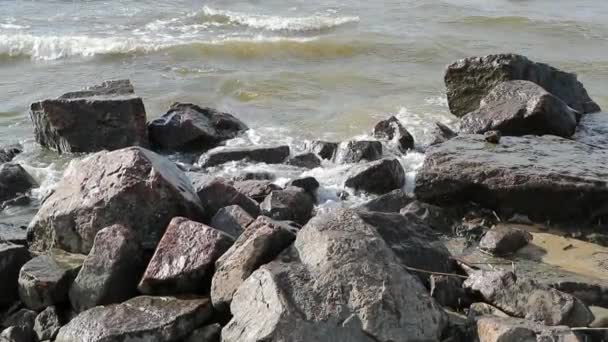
left=0, top=163, right=37, bottom=203
left=2, top=308, right=36, bottom=330
left=333, top=140, right=383, bottom=164
left=209, top=205, right=254, bottom=238
left=221, top=209, right=446, bottom=342
left=147, top=102, right=247, bottom=152
left=55, top=296, right=212, bottom=342
left=28, top=146, right=204, bottom=254
left=0, top=243, right=30, bottom=306
left=479, top=225, right=533, bottom=256
left=445, top=54, right=600, bottom=117
left=199, top=145, right=290, bottom=167
left=260, top=187, right=314, bottom=225
left=475, top=316, right=583, bottom=342
left=232, top=180, right=281, bottom=203
left=306, top=140, right=338, bottom=160
left=373, top=116, right=415, bottom=152
left=29, top=80, right=148, bottom=153
left=18, top=250, right=85, bottom=311
left=138, top=217, right=234, bottom=295
left=194, top=178, right=260, bottom=219
left=464, top=270, right=594, bottom=327
left=345, top=158, right=405, bottom=195
left=34, top=306, right=61, bottom=341
left=0, top=326, right=32, bottom=342
left=459, top=80, right=578, bottom=138
left=210, top=216, right=296, bottom=312
left=286, top=177, right=319, bottom=196
left=430, top=122, right=458, bottom=146
left=233, top=171, right=275, bottom=181
left=184, top=324, right=221, bottom=342
left=430, top=275, right=468, bottom=310
left=468, top=303, right=510, bottom=319
left=0, top=144, right=22, bottom=163
left=400, top=200, right=456, bottom=234
left=415, top=134, right=608, bottom=222
left=356, top=189, right=412, bottom=213
left=69, top=225, right=145, bottom=312
left=286, top=153, right=322, bottom=169
left=484, top=130, right=501, bottom=144
left=0, top=224, right=27, bottom=246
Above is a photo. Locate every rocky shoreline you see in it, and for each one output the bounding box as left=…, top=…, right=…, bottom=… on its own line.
left=0, top=53, right=607, bottom=341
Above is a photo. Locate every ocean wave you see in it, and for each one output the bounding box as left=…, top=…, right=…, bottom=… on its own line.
left=0, top=34, right=368, bottom=61
left=196, top=6, right=359, bottom=32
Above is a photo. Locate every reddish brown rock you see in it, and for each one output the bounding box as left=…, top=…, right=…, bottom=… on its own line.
left=138, top=217, right=234, bottom=295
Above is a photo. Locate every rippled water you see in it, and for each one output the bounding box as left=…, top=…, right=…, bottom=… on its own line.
left=1, top=0, right=608, bottom=225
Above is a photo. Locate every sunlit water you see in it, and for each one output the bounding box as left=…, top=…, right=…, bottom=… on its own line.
left=1, top=0, right=607, bottom=225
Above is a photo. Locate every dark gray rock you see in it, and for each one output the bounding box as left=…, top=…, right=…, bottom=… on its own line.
left=0, top=164, right=36, bottom=203
left=333, top=140, right=382, bottom=164
left=260, top=187, right=314, bottom=225
left=464, top=270, right=594, bottom=327
left=430, top=122, right=457, bottom=146
left=0, top=326, right=32, bottom=342
left=0, top=224, right=27, bottom=246
left=286, top=153, right=322, bottom=169
left=468, top=302, right=509, bottom=319
left=18, top=251, right=85, bottom=311
left=221, top=209, right=446, bottom=342
left=1, top=195, right=31, bottom=210
left=306, top=140, right=338, bottom=160
left=33, top=306, right=61, bottom=341
left=232, top=180, right=280, bottom=203
left=479, top=226, right=533, bottom=256
left=445, top=54, right=600, bottom=117
left=373, top=116, right=415, bottom=152
left=233, top=171, right=275, bottom=181
left=195, top=178, right=260, bottom=219
left=55, top=296, right=212, bottom=342
left=2, top=309, right=36, bottom=330
left=29, top=80, right=148, bottom=153
left=285, top=177, right=319, bottom=196
left=199, top=145, right=290, bottom=167
left=484, top=130, right=501, bottom=144
left=184, top=323, right=221, bottom=342
left=28, top=147, right=205, bottom=254
left=209, top=205, right=254, bottom=238
left=0, top=144, right=22, bottom=164
left=210, top=216, right=296, bottom=312
left=69, top=225, right=145, bottom=312
left=0, top=243, right=30, bottom=306
left=460, top=81, right=578, bottom=138
left=430, top=275, right=469, bottom=310
left=400, top=201, right=456, bottom=234
left=475, top=316, right=582, bottom=342
left=345, top=158, right=405, bottom=195
left=147, top=102, right=247, bottom=152
left=138, top=217, right=234, bottom=295
left=356, top=189, right=412, bottom=213
left=415, top=134, right=608, bottom=222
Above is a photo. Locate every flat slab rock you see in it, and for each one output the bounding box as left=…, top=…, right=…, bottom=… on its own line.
left=345, top=158, right=405, bottom=195
left=55, top=296, right=213, bottom=342
left=29, top=80, right=148, bottom=153
left=476, top=316, right=582, bottom=342
left=199, top=145, right=290, bottom=167
left=479, top=225, right=533, bottom=256
left=222, top=209, right=446, bottom=342
left=28, top=146, right=204, bottom=254
left=415, top=134, right=608, bottom=222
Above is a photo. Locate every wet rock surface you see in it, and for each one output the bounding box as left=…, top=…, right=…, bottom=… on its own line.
left=286, top=177, right=319, bottom=196
left=479, top=225, right=533, bottom=256
left=69, top=225, right=145, bottom=312
left=416, top=134, right=608, bottom=222
left=209, top=205, right=254, bottom=238
left=306, top=140, right=338, bottom=160
left=0, top=243, right=30, bottom=306
left=28, top=147, right=204, bottom=254
left=29, top=80, right=148, bottom=153
left=199, top=145, right=290, bottom=167
left=459, top=80, right=578, bottom=138
left=232, top=179, right=280, bottom=203
left=0, top=164, right=37, bottom=203
left=222, top=209, right=446, bottom=342
left=430, top=122, right=458, bottom=146
left=138, top=217, right=234, bottom=295
left=0, top=144, right=22, bottom=164
left=333, top=140, right=382, bottom=164
left=356, top=188, right=412, bottom=213
left=286, top=152, right=321, bottom=169
left=345, top=158, right=405, bottom=194
left=210, top=216, right=296, bottom=312
left=147, top=102, right=248, bottom=152
left=400, top=200, right=457, bottom=234
left=373, top=116, right=415, bottom=152
left=55, top=296, right=212, bottom=342
left=260, top=187, right=314, bottom=225
left=445, top=53, right=600, bottom=116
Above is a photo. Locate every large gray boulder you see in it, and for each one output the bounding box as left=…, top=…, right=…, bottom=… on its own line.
left=69, top=225, right=145, bottom=312
left=459, top=80, right=578, bottom=138
left=199, top=145, right=290, bottom=168
left=147, top=102, right=248, bottom=152
left=464, top=270, right=594, bottom=327
left=138, top=217, right=234, bottom=295
left=232, top=180, right=280, bottom=203
left=18, top=250, right=85, bottom=311
left=34, top=306, right=61, bottom=341
left=55, top=296, right=212, bottom=342
left=0, top=243, right=30, bottom=306
left=222, top=209, right=446, bottom=342
left=286, top=153, right=322, bottom=169
left=0, top=164, right=36, bottom=203
left=260, top=187, right=314, bottom=225
left=28, top=146, right=204, bottom=254
left=209, top=205, right=254, bottom=238
left=475, top=316, right=583, bottom=342
left=333, top=140, right=382, bottom=164
left=445, top=54, right=600, bottom=117
left=194, top=178, right=260, bottom=219
left=210, top=216, right=296, bottom=312
left=29, top=80, right=148, bottom=153
left=373, top=116, right=414, bottom=152
left=345, top=158, right=405, bottom=195
left=479, top=225, right=533, bottom=256
left=415, top=134, right=608, bottom=222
